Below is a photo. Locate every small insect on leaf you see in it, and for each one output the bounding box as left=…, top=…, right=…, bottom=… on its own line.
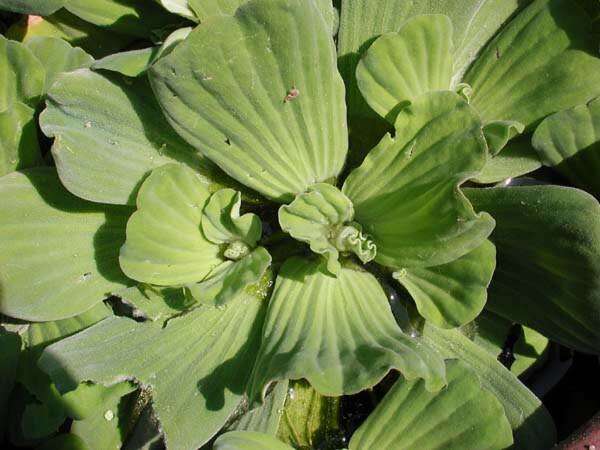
left=284, top=86, right=300, bottom=103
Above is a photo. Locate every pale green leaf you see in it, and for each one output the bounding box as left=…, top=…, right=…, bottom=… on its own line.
left=473, top=138, right=542, bottom=184
left=154, top=0, right=198, bottom=20
left=92, top=47, right=159, bottom=78
left=150, top=0, right=348, bottom=203
left=532, top=97, right=600, bottom=197
left=0, top=168, right=132, bottom=321
left=40, top=289, right=267, bottom=450
left=187, top=0, right=245, bottom=20
left=0, top=331, right=20, bottom=439
left=187, top=247, right=272, bottom=305
left=342, top=91, right=494, bottom=269
left=278, top=183, right=375, bottom=275
left=0, top=35, right=45, bottom=112
left=153, top=26, right=192, bottom=61
left=202, top=188, right=262, bottom=247
left=394, top=240, right=496, bottom=329
left=349, top=360, right=513, bottom=450
left=0, top=0, right=64, bottom=15
left=356, top=14, right=453, bottom=122
left=214, top=431, right=293, bottom=450
left=115, top=285, right=192, bottom=323
left=464, top=0, right=600, bottom=129
left=230, top=381, right=288, bottom=435
left=119, top=163, right=222, bottom=286
left=0, top=101, right=41, bottom=177
left=248, top=257, right=446, bottom=404
left=483, top=120, right=525, bottom=156
left=423, top=324, right=556, bottom=450
left=466, top=185, right=600, bottom=354
left=25, top=36, right=93, bottom=94
left=40, top=69, right=213, bottom=205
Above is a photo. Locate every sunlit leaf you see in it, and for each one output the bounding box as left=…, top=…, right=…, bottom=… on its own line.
left=92, top=47, right=159, bottom=77
left=423, top=324, right=556, bottom=450
left=248, top=257, right=446, bottom=404
left=114, top=285, right=192, bottom=324
left=150, top=0, right=347, bottom=202
left=343, top=91, right=494, bottom=269
left=467, top=185, right=600, bottom=354
left=214, top=431, right=293, bottom=450
left=119, top=163, right=221, bottom=286
left=0, top=101, right=41, bottom=177
left=187, top=0, right=245, bottom=21
left=0, top=169, right=131, bottom=321
left=464, top=0, right=600, bottom=129
left=473, top=137, right=542, bottom=184
left=40, top=69, right=213, bottom=205
left=349, top=360, right=513, bottom=450
left=394, top=240, right=496, bottom=329
left=230, top=381, right=288, bottom=435
left=154, top=0, right=198, bottom=21
left=483, top=120, right=525, bottom=156
left=532, top=96, right=600, bottom=197
left=40, top=288, right=267, bottom=450
left=356, top=14, right=453, bottom=121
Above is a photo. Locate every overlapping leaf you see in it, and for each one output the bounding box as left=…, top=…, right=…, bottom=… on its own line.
left=349, top=360, right=513, bottom=450
left=0, top=169, right=132, bottom=321
left=0, top=0, right=64, bottom=15
left=150, top=0, right=348, bottom=202
left=230, top=381, right=288, bottom=435
left=40, top=289, right=267, bottom=450
left=473, top=137, right=542, bottom=184
left=92, top=47, right=158, bottom=78
left=343, top=91, right=494, bottom=269
left=214, top=431, right=293, bottom=450
left=0, top=101, right=41, bottom=177
left=248, top=257, right=446, bottom=404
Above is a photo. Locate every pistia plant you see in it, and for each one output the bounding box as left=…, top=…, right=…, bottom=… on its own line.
left=0, top=0, right=600, bottom=449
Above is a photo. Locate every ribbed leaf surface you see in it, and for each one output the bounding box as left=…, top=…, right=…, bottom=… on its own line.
left=231, top=381, right=288, bottom=434
left=40, top=290, right=266, bottom=450
left=40, top=69, right=211, bottom=205
left=464, top=0, right=600, bottom=129
left=423, top=324, right=556, bottom=450
left=467, top=185, right=600, bottom=354
left=394, top=240, right=496, bottom=329
left=532, top=97, right=600, bottom=197
left=349, top=360, right=513, bottom=450
left=343, top=91, right=494, bottom=269
left=248, top=257, right=446, bottom=404
left=356, top=14, right=453, bottom=121
left=119, top=163, right=222, bottom=286
left=0, top=169, right=131, bottom=321
left=150, top=0, right=348, bottom=202
left=188, top=0, right=245, bottom=20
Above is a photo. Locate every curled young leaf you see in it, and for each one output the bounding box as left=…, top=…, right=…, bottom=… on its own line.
left=483, top=120, right=525, bottom=156
left=278, top=183, right=375, bottom=275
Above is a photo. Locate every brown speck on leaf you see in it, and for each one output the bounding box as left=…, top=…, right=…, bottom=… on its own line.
left=225, top=138, right=231, bottom=145
left=495, top=47, right=501, bottom=59
left=284, top=86, right=300, bottom=103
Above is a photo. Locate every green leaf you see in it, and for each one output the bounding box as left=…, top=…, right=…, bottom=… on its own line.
left=92, top=47, right=159, bottom=78
left=154, top=0, right=198, bottom=20
left=349, top=360, right=513, bottom=450
left=40, top=69, right=212, bottom=205
left=355, top=14, right=453, bottom=122
left=342, top=91, right=494, bottom=269
left=150, top=0, right=348, bottom=203
left=153, top=26, right=192, bottom=61
left=0, top=0, right=64, bottom=15
left=464, top=0, right=600, bottom=129
left=532, top=96, right=600, bottom=197
left=214, top=431, right=293, bottom=450
left=230, top=381, right=288, bottom=435
left=187, top=0, right=245, bottom=21
left=0, top=168, right=131, bottom=321
left=119, top=163, right=222, bottom=286
left=187, top=248, right=272, bottom=305
left=466, top=185, right=600, bottom=354
left=394, top=240, right=496, bottom=329
left=36, top=434, right=88, bottom=450
left=248, top=257, right=446, bottom=404
left=40, top=288, right=267, bottom=450
left=0, top=101, right=41, bottom=177
left=0, top=331, right=20, bottom=439
left=115, top=285, right=192, bottom=324
left=202, top=188, right=262, bottom=247
left=483, top=120, right=525, bottom=156
left=25, top=36, right=93, bottom=94
left=422, top=324, right=556, bottom=450
left=473, top=137, right=542, bottom=184
left=278, top=183, right=375, bottom=275
left=0, top=35, right=45, bottom=112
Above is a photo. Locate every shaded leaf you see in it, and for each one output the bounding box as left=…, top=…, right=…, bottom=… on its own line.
left=473, top=137, right=542, bottom=184
left=150, top=0, right=347, bottom=202
left=115, top=285, right=192, bottom=324
left=483, top=120, right=525, bottom=156
left=40, top=288, right=267, bottom=450
left=0, top=168, right=131, bottom=321
left=0, top=101, right=41, bottom=177
left=532, top=96, right=600, bottom=197
left=230, top=381, right=288, bottom=435
left=343, top=91, right=494, bottom=269
left=214, top=431, right=293, bottom=450
left=36, top=434, right=88, bottom=450
left=464, top=0, right=600, bottom=129
left=248, top=257, right=446, bottom=404
left=466, top=185, right=600, bottom=354
left=40, top=69, right=212, bottom=205
left=349, top=360, right=513, bottom=450
left=0, top=331, right=20, bottom=439
left=92, top=47, right=159, bottom=77
left=394, top=240, right=496, bottom=329
left=356, top=14, right=453, bottom=121
left=119, top=163, right=221, bottom=286
left=0, top=0, right=64, bottom=15
left=422, top=323, right=556, bottom=450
